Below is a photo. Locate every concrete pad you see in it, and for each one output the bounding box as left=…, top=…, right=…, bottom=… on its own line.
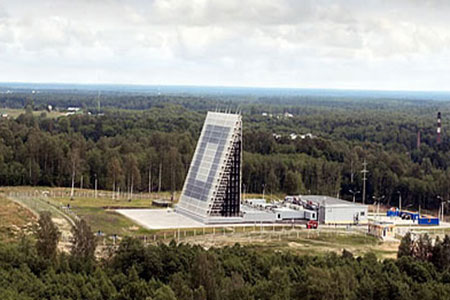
left=117, top=208, right=204, bottom=229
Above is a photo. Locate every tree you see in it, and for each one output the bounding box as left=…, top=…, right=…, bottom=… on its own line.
left=398, top=232, right=414, bottom=258
left=284, top=171, right=305, bottom=195
left=414, top=233, right=433, bottom=261
left=124, top=154, right=140, bottom=200
left=153, top=285, right=177, bottom=300
left=35, top=211, right=60, bottom=259
left=70, top=218, right=97, bottom=260
left=107, top=156, right=123, bottom=198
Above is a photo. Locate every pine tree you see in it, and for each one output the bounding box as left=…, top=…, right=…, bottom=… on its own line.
left=70, top=218, right=97, bottom=260
left=35, top=211, right=61, bottom=260
left=398, top=232, right=414, bottom=258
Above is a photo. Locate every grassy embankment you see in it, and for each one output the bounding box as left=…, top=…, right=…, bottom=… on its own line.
left=0, top=195, right=36, bottom=241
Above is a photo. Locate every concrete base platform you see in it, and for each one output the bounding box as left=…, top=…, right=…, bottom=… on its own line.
left=117, top=208, right=204, bottom=229
left=117, top=208, right=298, bottom=230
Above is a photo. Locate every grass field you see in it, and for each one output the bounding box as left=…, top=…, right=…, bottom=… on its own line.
left=72, top=207, right=153, bottom=236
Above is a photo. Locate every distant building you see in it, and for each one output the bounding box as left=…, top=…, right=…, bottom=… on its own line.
left=368, top=221, right=396, bottom=240
left=272, top=133, right=281, bottom=140
left=65, top=107, right=83, bottom=116
left=299, top=133, right=315, bottom=139
left=284, top=112, right=293, bottom=118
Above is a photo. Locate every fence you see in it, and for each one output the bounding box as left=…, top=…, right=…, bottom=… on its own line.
left=94, top=224, right=370, bottom=248
left=6, top=189, right=158, bottom=201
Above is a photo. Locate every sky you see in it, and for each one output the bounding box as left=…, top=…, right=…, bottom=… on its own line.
left=0, top=0, right=450, bottom=91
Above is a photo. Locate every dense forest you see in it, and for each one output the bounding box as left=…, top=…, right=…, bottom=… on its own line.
left=1, top=212, right=450, bottom=300
left=0, top=88, right=449, bottom=210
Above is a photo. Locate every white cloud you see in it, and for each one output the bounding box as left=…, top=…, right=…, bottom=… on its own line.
left=0, top=0, right=449, bottom=90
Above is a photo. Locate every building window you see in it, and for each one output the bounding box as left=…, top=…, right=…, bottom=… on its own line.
left=360, top=211, right=365, bottom=216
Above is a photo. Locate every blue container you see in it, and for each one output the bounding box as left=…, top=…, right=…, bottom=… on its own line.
left=387, top=210, right=399, bottom=217
left=399, top=211, right=420, bottom=221
left=418, top=217, right=439, bottom=226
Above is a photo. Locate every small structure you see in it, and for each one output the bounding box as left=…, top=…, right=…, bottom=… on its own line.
left=273, top=207, right=304, bottom=221
left=65, top=107, right=83, bottom=116
left=399, top=210, right=420, bottom=221
left=368, top=221, right=396, bottom=240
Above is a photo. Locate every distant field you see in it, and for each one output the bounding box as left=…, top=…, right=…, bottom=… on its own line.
left=0, top=108, right=65, bottom=119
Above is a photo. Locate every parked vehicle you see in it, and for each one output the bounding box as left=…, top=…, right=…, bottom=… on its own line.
left=306, top=220, right=318, bottom=229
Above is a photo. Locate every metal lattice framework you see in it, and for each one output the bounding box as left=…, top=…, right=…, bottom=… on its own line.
left=177, top=112, right=242, bottom=221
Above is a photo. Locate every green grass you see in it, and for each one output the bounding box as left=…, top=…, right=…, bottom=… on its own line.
left=72, top=207, right=153, bottom=237
left=50, top=196, right=155, bottom=208
left=240, top=231, right=390, bottom=258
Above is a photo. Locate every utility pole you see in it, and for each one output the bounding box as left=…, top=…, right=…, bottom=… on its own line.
left=148, top=164, right=152, bottom=194
left=262, top=184, right=265, bottom=201
left=94, top=174, right=98, bottom=199
left=349, top=189, right=360, bottom=203
left=361, top=159, right=368, bottom=204
left=158, top=163, right=162, bottom=193
left=130, top=175, right=133, bottom=201
left=397, top=191, right=402, bottom=212
left=372, top=195, right=385, bottom=220
left=437, top=196, right=446, bottom=221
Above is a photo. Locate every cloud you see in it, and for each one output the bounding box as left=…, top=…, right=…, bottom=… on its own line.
left=0, top=0, right=449, bottom=90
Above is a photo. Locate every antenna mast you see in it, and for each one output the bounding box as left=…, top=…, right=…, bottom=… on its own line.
left=437, top=112, right=442, bottom=144
left=97, top=90, right=101, bottom=113
left=361, top=159, right=368, bottom=204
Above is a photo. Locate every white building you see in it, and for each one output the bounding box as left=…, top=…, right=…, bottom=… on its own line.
left=301, top=195, right=368, bottom=224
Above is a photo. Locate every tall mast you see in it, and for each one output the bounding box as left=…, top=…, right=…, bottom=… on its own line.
left=437, top=112, right=442, bottom=144
left=361, top=159, right=368, bottom=204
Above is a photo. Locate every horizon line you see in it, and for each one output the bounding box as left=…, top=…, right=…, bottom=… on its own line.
left=1, top=80, right=450, bottom=94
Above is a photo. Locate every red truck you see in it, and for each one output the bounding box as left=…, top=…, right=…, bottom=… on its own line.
left=306, top=220, right=318, bottom=229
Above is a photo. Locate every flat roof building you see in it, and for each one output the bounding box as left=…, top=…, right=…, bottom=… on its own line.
left=301, top=195, right=368, bottom=224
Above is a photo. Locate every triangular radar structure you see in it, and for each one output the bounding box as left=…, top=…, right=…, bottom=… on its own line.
left=176, top=112, right=242, bottom=222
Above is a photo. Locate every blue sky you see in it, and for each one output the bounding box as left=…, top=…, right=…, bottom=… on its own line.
left=1, top=0, right=450, bottom=91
